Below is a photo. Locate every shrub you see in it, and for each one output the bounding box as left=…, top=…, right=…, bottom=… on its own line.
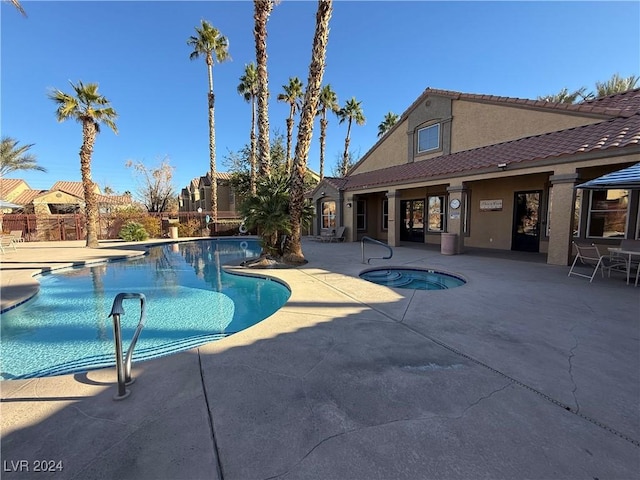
left=138, top=216, right=161, bottom=238
left=178, top=219, right=200, bottom=238
left=119, top=221, right=149, bottom=241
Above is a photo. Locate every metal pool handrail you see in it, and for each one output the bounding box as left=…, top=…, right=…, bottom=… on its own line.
left=109, top=292, right=147, bottom=401
left=361, top=236, right=393, bottom=264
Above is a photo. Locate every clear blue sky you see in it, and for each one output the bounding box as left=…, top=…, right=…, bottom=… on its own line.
left=2, top=1, right=639, bottom=198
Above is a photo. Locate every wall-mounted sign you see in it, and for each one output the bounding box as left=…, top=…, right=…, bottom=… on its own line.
left=479, top=199, right=503, bottom=211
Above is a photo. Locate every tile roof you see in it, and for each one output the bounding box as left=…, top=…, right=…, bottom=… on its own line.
left=343, top=113, right=640, bottom=191
left=580, top=88, right=640, bottom=116
left=0, top=178, right=28, bottom=198
left=12, top=189, right=46, bottom=204
left=50, top=181, right=89, bottom=198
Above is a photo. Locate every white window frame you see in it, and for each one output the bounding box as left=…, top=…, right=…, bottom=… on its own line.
left=382, top=199, right=388, bottom=230
left=427, top=195, right=445, bottom=232
left=417, top=124, right=440, bottom=154
left=586, top=189, right=629, bottom=239
left=356, top=200, right=366, bottom=231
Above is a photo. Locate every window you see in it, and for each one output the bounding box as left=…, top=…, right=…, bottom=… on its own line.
left=427, top=195, right=445, bottom=232
left=417, top=124, right=440, bottom=153
left=382, top=199, right=388, bottom=230
left=586, top=189, right=628, bottom=238
left=356, top=200, right=366, bottom=230
left=546, top=187, right=553, bottom=237
left=321, top=200, right=336, bottom=229
left=573, top=190, right=582, bottom=237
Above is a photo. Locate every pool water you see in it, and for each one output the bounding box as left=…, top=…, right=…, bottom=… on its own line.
left=0, top=239, right=290, bottom=380
left=360, top=267, right=466, bottom=290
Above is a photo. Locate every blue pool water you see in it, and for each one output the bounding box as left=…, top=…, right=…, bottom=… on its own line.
left=360, top=267, right=466, bottom=290
left=0, top=239, right=290, bottom=380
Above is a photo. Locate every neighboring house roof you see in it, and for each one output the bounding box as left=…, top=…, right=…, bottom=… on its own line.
left=0, top=178, right=29, bottom=199
left=98, top=194, right=132, bottom=205
left=342, top=112, right=640, bottom=191
left=50, top=181, right=97, bottom=198
left=12, top=189, right=46, bottom=204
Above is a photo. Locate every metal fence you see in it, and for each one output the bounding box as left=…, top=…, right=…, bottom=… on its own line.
left=0, top=211, right=242, bottom=242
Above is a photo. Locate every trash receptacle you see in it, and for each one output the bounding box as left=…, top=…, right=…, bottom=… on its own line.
left=169, top=226, right=179, bottom=239
left=441, top=233, right=458, bottom=255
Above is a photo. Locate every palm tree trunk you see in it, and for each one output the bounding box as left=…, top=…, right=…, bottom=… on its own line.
left=250, top=97, right=257, bottom=194
left=80, top=120, right=99, bottom=248
left=285, top=116, right=294, bottom=175
left=207, top=61, right=218, bottom=230
left=254, top=0, right=272, bottom=178
left=342, top=119, right=352, bottom=176
left=286, top=0, right=333, bottom=263
left=319, top=116, right=327, bottom=180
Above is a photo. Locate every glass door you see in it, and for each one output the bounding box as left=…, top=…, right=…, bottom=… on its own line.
left=400, top=200, right=425, bottom=242
left=512, top=191, right=541, bottom=252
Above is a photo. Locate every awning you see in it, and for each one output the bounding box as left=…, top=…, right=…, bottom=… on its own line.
left=0, top=200, right=22, bottom=209
left=575, top=163, right=640, bottom=190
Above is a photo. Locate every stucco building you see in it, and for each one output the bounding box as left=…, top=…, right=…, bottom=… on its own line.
left=311, top=87, right=640, bottom=265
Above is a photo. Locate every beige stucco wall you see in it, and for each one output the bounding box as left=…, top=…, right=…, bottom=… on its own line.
left=350, top=118, right=409, bottom=175
left=451, top=101, right=603, bottom=153
left=465, top=173, right=550, bottom=250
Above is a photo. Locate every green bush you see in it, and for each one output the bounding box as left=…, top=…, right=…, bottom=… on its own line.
left=178, top=219, right=200, bottom=237
left=119, top=221, right=149, bottom=241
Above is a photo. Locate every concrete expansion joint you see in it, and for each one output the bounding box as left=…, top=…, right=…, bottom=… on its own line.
left=567, top=326, right=581, bottom=414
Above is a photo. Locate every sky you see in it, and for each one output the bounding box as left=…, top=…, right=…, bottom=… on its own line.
left=1, top=1, right=639, bottom=199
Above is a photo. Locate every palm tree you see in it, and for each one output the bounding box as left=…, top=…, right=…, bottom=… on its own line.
left=4, top=0, right=26, bottom=16
left=254, top=0, right=274, bottom=178
left=49, top=81, right=118, bottom=248
left=316, top=84, right=339, bottom=180
left=277, top=77, right=304, bottom=174
left=537, top=87, right=590, bottom=104
left=377, top=112, right=399, bottom=138
left=595, top=73, right=640, bottom=97
left=286, top=0, right=333, bottom=264
left=237, top=62, right=259, bottom=194
left=0, top=137, right=46, bottom=177
left=337, top=97, right=365, bottom=177
left=187, top=20, right=230, bottom=232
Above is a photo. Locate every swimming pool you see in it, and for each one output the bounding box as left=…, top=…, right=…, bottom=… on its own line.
left=360, top=267, right=466, bottom=290
left=0, top=239, right=290, bottom=380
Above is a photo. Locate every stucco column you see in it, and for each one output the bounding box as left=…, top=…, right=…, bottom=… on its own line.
left=386, top=190, right=401, bottom=247
left=446, top=184, right=467, bottom=253
left=344, top=195, right=355, bottom=242
left=547, top=173, right=579, bottom=266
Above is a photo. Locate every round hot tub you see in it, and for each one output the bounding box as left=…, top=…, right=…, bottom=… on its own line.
left=360, top=267, right=466, bottom=290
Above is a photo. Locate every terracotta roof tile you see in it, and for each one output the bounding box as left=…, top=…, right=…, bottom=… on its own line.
left=50, top=181, right=89, bottom=198
left=581, top=88, right=640, bottom=116
left=344, top=114, right=640, bottom=191
left=12, top=189, right=46, bottom=204
left=0, top=178, right=28, bottom=197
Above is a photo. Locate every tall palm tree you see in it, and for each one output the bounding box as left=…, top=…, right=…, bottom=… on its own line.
left=277, top=77, right=304, bottom=174
left=237, top=62, right=259, bottom=194
left=286, top=0, right=333, bottom=264
left=49, top=81, right=118, bottom=248
left=377, top=112, right=399, bottom=138
left=337, top=97, right=365, bottom=177
left=4, top=0, right=26, bottom=16
left=254, top=0, right=274, bottom=178
left=595, top=73, right=640, bottom=97
left=0, top=137, right=46, bottom=177
left=316, top=84, right=339, bottom=180
left=187, top=20, right=230, bottom=232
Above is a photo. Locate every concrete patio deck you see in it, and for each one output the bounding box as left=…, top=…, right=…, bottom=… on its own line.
left=1, top=237, right=638, bottom=479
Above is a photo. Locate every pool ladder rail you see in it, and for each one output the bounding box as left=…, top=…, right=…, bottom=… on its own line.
left=361, top=236, right=393, bottom=264
left=108, top=292, right=147, bottom=401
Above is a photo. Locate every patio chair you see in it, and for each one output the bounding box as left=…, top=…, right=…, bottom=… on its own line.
left=9, top=230, right=24, bottom=242
left=318, top=228, right=335, bottom=242
left=0, top=235, right=17, bottom=254
left=615, top=239, right=640, bottom=286
left=568, top=242, right=627, bottom=283
left=330, top=226, right=346, bottom=243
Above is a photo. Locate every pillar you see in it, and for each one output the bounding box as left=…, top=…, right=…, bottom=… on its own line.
left=547, top=173, right=579, bottom=266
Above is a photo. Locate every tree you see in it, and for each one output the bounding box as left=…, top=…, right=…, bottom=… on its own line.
left=537, top=87, right=590, bottom=104
left=254, top=0, right=275, bottom=178
left=316, top=84, right=339, bottom=180
left=596, top=73, right=639, bottom=97
left=187, top=20, right=230, bottom=232
left=277, top=76, right=304, bottom=174
left=126, top=157, right=176, bottom=213
left=49, top=81, right=117, bottom=248
left=4, top=0, right=26, bottom=16
left=377, top=112, right=399, bottom=137
left=237, top=62, right=259, bottom=194
left=337, top=97, right=365, bottom=177
left=286, top=0, right=333, bottom=264
left=331, top=147, right=360, bottom=177
left=0, top=137, right=46, bottom=177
